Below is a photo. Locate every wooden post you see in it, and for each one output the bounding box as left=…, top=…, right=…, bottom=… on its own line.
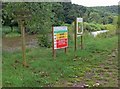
left=81, top=35, right=83, bottom=49
left=52, top=26, right=56, bottom=59
left=65, top=48, right=67, bottom=54
left=74, top=19, right=77, bottom=51
left=14, top=10, right=32, bottom=67
left=21, top=20, right=26, bottom=66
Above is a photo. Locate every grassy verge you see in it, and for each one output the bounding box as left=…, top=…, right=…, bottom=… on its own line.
left=2, top=34, right=118, bottom=87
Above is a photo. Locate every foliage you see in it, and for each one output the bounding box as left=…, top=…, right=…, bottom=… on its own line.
left=97, top=30, right=116, bottom=38
left=104, top=24, right=117, bottom=30
left=2, top=2, right=118, bottom=31
left=37, top=34, right=52, bottom=48
left=83, top=22, right=106, bottom=32
left=90, top=5, right=118, bottom=15
left=5, top=32, right=21, bottom=38
left=2, top=26, right=11, bottom=35
left=26, top=3, right=53, bottom=34
left=2, top=26, right=20, bottom=37
left=3, top=2, right=118, bottom=32
left=86, top=5, right=118, bottom=24
left=2, top=2, right=118, bottom=48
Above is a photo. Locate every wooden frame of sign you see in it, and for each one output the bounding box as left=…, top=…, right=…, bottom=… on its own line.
left=75, top=18, right=84, bottom=51
left=77, top=18, right=83, bottom=35
left=52, top=26, right=68, bottom=59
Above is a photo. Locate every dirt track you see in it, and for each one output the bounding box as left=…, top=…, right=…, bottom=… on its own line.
left=72, top=49, right=118, bottom=87
left=2, top=35, right=38, bottom=52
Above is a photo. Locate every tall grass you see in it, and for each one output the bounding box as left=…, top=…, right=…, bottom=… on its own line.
left=2, top=32, right=118, bottom=87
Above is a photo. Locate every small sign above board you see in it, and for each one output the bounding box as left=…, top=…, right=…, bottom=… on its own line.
left=77, top=18, right=83, bottom=23
left=76, top=18, right=83, bottom=35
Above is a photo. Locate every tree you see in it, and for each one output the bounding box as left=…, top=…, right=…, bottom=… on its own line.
left=88, top=12, right=100, bottom=23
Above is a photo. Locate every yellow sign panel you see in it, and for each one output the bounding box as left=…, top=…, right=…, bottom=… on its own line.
left=56, top=33, right=68, bottom=40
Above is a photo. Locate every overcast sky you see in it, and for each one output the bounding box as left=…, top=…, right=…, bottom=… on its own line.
left=71, top=0, right=119, bottom=7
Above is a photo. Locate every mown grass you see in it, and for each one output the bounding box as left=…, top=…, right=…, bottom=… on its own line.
left=2, top=34, right=118, bottom=87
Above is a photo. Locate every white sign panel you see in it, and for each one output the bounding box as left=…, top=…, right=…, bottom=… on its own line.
left=77, top=18, right=83, bottom=23
left=76, top=18, right=83, bottom=35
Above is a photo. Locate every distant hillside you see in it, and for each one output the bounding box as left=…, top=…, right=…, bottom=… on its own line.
left=2, top=2, right=118, bottom=30
left=88, top=5, right=118, bottom=15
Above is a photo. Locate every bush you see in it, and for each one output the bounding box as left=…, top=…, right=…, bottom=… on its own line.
left=104, top=24, right=117, bottom=30
left=5, top=32, right=21, bottom=37
left=83, top=22, right=91, bottom=31
left=2, top=26, right=20, bottom=37
left=37, top=34, right=52, bottom=48
left=97, top=32, right=108, bottom=38
left=97, top=30, right=116, bottom=38
left=13, top=27, right=20, bottom=33
left=99, top=25, right=106, bottom=30
left=84, top=23, right=110, bottom=32
left=2, top=26, right=11, bottom=35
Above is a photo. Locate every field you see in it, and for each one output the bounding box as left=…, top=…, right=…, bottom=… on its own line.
left=2, top=33, right=118, bottom=87
left=2, top=2, right=119, bottom=88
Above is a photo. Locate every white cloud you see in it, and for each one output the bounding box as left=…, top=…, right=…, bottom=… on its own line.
left=71, top=0, right=119, bottom=7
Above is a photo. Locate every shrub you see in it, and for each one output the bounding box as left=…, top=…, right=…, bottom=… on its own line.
left=5, top=32, right=21, bottom=37
left=104, top=24, right=117, bottom=30
left=97, top=30, right=116, bottom=38
left=37, top=34, right=52, bottom=48
left=2, top=26, right=20, bottom=37
left=99, top=25, right=106, bottom=30
left=83, top=22, right=91, bottom=32
left=2, top=26, right=11, bottom=35
left=13, top=26, right=20, bottom=33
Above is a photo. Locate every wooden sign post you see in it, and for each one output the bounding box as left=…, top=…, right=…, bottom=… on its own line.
left=20, top=20, right=26, bottom=66
left=52, top=26, right=56, bottom=59
left=81, top=34, right=83, bottom=49
left=52, top=26, right=68, bottom=58
left=14, top=10, right=31, bottom=67
left=74, top=20, right=77, bottom=51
